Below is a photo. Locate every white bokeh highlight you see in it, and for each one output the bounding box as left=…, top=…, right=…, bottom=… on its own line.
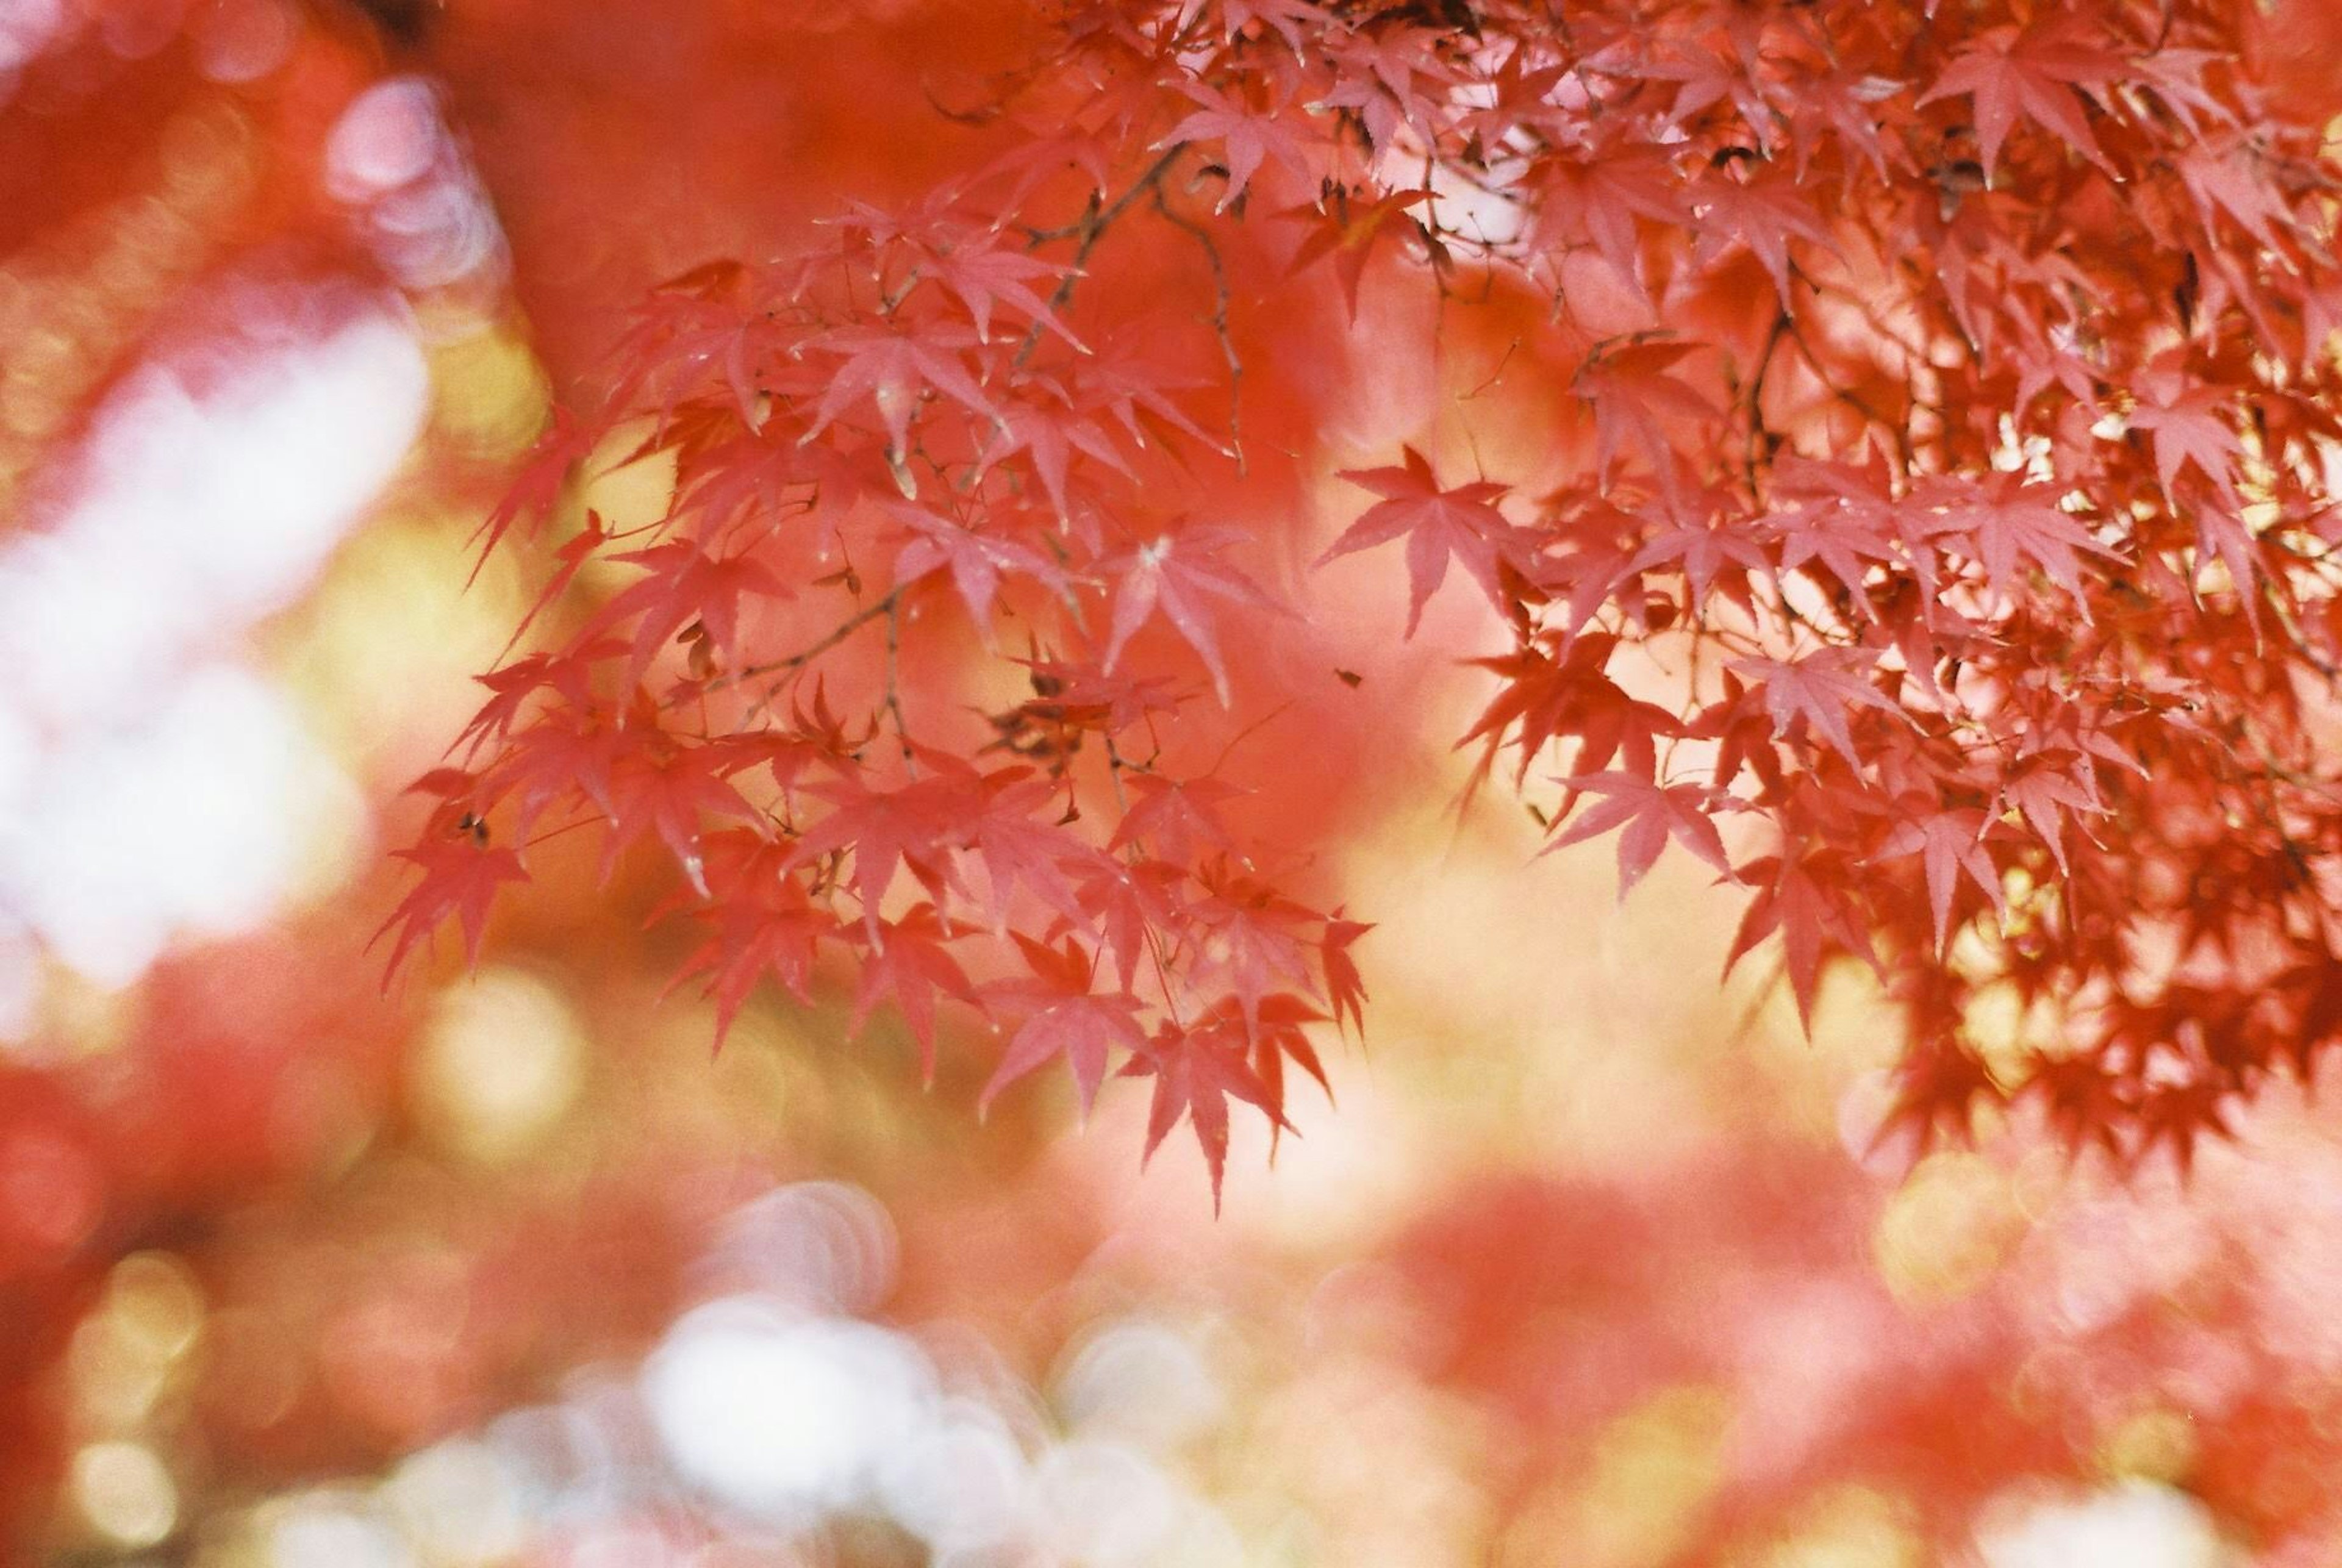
left=642, top=1300, right=939, bottom=1527
left=0, top=301, right=427, bottom=996
left=412, top=1181, right=1247, bottom=1565
left=1979, top=1481, right=2229, bottom=1568
left=327, top=78, right=509, bottom=297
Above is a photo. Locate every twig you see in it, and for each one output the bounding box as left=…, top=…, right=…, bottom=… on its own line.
left=1150, top=185, right=1248, bottom=471
left=685, top=587, right=903, bottom=715
left=883, top=595, right=915, bottom=765
left=1012, top=145, right=1189, bottom=371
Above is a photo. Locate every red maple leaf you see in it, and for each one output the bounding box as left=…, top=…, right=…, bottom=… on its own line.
left=1075, top=854, right=1188, bottom=992
left=1318, top=446, right=1531, bottom=634
left=1109, top=773, right=1245, bottom=864
left=586, top=539, right=791, bottom=692
left=1547, top=772, right=1735, bottom=900
left=980, top=934, right=1148, bottom=1116
left=2000, top=755, right=2103, bottom=877
left=2022, top=1048, right=2135, bottom=1164
left=1320, top=909, right=1372, bottom=1039
left=1766, top=456, right=1907, bottom=611
left=1185, top=864, right=1320, bottom=1034
left=1281, top=186, right=1438, bottom=322
left=1314, top=28, right=1453, bottom=152
left=1120, top=1018, right=1286, bottom=1211
left=671, top=840, right=837, bottom=1046
left=1218, top=0, right=1317, bottom=48
left=1532, top=146, right=1688, bottom=307
left=1624, top=492, right=1775, bottom=614
left=1727, top=848, right=1878, bottom=1031
left=1159, top=81, right=1312, bottom=212
left=887, top=503, right=1069, bottom=627
left=1730, top=649, right=1906, bottom=768
left=597, top=741, right=768, bottom=893
left=373, top=842, right=531, bottom=984
left=1874, top=803, right=2005, bottom=954
left=961, top=771, right=1096, bottom=927
left=978, top=372, right=1138, bottom=520
left=1100, top=524, right=1281, bottom=704
left=1688, top=166, right=1833, bottom=306
left=1574, top=344, right=1721, bottom=482
left=1461, top=634, right=1681, bottom=792
left=2177, top=140, right=2298, bottom=252
left=917, top=228, right=1080, bottom=346
left=2129, top=387, right=2243, bottom=504
left=468, top=404, right=599, bottom=578
left=1231, top=993, right=1334, bottom=1148
left=1914, top=473, right=2118, bottom=604
left=1917, top=17, right=2123, bottom=179
left=789, top=763, right=984, bottom=931
left=797, top=320, right=999, bottom=487
left=458, top=643, right=614, bottom=759
left=848, top=904, right=978, bottom=1080
left=1874, top=1036, right=2002, bottom=1152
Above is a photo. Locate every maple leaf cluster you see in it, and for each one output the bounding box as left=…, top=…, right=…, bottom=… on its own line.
left=391, top=0, right=2342, bottom=1187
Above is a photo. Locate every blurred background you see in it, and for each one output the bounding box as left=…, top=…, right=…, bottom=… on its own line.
left=10, top=2, right=2342, bottom=1565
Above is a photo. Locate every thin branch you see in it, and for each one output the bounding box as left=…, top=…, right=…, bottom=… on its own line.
left=883, top=595, right=916, bottom=765
left=1013, top=144, right=1189, bottom=371
left=1150, top=184, right=1248, bottom=471
left=685, top=587, right=904, bottom=714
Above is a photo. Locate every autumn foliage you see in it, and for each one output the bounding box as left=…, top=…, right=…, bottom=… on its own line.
left=389, top=0, right=2342, bottom=1192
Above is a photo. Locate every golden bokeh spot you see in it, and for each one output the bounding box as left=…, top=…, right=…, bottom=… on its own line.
left=427, top=325, right=551, bottom=456
left=410, top=968, right=586, bottom=1165
left=1872, top=1151, right=2022, bottom=1304
left=268, top=515, right=527, bottom=773
left=636, top=997, right=814, bottom=1158
left=581, top=418, right=682, bottom=537
left=267, top=1057, right=379, bottom=1182
left=2097, top=1407, right=2199, bottom=1485
left=1506, top=1384, right=1731, bottom=1568
left=70, top=1318, right=172, bottom=1433
left=1244, top=1361, right=1494, bottom=1568
left=107, top=1253, right=206, bottom=1361
left=1958, top=980, right=2030, bottom=1090
left=260, top=738, right=373, bottom=920
left=71, top=1253, right=206, bottom=1431
left=184, top=1512, right=270, bottom=1568
left=1996, top=862, right=2058, bottom=946
left=156, top=101, right=260, bottom=215
left=11, top=963, right=137, bottom=1062
left=1746, top=1485, right=1921, bottom=1568
left=70, top=1441, right=178, bottom=1550
left=2, top=325, right=90, bottom=442
left=1338, top=803, right=1754, bottom=1176
left=1747, top=960, right=1902, bottom=1144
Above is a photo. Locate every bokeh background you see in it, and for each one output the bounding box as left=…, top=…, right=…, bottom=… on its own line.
left=11, top=2, right=2342, bottom=1564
